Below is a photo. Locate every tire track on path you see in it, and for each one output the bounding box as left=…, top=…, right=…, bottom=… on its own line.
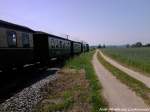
left=100, top=50, right=150, bottom=88
left=92, top=50, right=148, bottom=109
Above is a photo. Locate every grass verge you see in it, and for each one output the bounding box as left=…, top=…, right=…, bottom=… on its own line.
left=97, top=51, right=150, bottom=105
left=65, top=51, right=108, bottom=112
left=33, top=51, right=108, bottom=112
left=33, top=69, right=92, bottom=112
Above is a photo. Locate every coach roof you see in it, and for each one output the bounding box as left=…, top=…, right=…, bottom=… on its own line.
left=35, top=31, right=71, bottom=41
left=0, top=20, right=34, bottom=32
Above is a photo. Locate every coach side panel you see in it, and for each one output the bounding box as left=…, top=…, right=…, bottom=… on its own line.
left=48, top=36, right=71, bottom=58
left=0, top=27, right=34, bottom=70
left=73, top=42, right=82, bottom=54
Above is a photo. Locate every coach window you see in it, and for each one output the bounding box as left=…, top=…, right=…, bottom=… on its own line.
left=63, top=42, right=65, bottom=48
left=68, top=42, right=70, bottom=48
left=67, top=42, right=69, bottom=48
left=56, top=40, right=58, bottom=48
left=64, top=42, right=66, bottom=48
left=22, top=33, right=30, bottom=48
left=51, top=39, right=54, bottom=48
left=7, top=31, right=17, bottom=47
left=60, top=41, right=62, bottom=48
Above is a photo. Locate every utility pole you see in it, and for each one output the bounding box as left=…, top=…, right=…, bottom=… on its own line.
left=66, top=35, right=69, bottom=39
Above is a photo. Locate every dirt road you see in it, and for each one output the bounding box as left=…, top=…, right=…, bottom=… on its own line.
left=100, top=51, right=150, bottom=88
left=92, top=51, right=148, bottom=109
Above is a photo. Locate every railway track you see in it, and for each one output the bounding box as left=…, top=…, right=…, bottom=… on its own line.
left=0, top=60, right=63, bottom=104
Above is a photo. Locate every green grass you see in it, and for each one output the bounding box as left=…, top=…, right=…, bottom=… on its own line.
left=33, top=68, right=90, bottom=112
left=33, top=51, right=108, bottom=112
left=97, top=51, right=150, bottom=105
left=45, top=91, right=74, bottom=112
left=101, top=47, right=150, bottom=76
left=65, top=51, right=108, bottom=112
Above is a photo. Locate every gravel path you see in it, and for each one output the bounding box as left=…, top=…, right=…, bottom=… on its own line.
left=92, top=51, right=148, bottom=109
left=100, top=50, right=150, bottom=88
left=0, top=68, right=59, bottom=112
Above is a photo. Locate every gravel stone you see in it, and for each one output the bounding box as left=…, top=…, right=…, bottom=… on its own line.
left=0, top=71, right=59, bottom=112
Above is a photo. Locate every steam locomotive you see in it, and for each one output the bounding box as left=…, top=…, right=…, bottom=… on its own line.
left=0, top=20, right=89, bottom=71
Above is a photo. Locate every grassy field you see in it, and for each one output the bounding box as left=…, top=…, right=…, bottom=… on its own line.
left=97, top=51, right=150, bottom=105
left=101, top=47, right=150, bottom=76
left=33, top=51, right=108, bottom=112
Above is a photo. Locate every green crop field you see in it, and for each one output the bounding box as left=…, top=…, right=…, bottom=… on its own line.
left=101, top=47, right=150, bottom=77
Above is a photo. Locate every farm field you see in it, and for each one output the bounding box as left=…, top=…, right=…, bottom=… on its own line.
left=97, top=51, right=150, bottom=105
left=101, top=47, right=150, bottom=77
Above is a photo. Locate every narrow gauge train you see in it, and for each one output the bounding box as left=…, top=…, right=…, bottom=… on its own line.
left=0, top=20, right=89, bottom=71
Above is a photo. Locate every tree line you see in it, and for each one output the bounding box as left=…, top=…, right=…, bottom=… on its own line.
left=97, top=44, right=106, bottom=48
left=126, top=42, right=150, bottom=48
left=97, top=42, right=150, bottom=49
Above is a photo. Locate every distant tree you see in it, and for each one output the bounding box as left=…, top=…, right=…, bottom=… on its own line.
left=135, top=42, right=142, bottom=47
left=145, top=43, right=150, bottom=47
left=126, top=44, right=130, bottom=48
left=102, top=44, right=106, bottom=48
left=97, top=44, right=102, bottom=48
left=132, top=42, right=142, bottom=48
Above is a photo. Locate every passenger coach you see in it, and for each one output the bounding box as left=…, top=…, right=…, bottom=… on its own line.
left=0, top=20, right=89, bottom=71
left=0, top=20, right=34, bottom=71
left=71, top=41, right=82, bottom=55
left=33, top=31, right=71, bottom=65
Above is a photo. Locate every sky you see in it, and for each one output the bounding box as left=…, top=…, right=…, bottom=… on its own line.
left=0, top=0, right=150, bottom=45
